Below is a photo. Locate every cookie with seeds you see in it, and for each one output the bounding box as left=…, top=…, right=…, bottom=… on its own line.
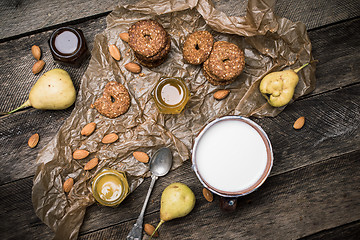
left=93, top=81, right=130, bottom=118
left=183, top=31, right=214, bottom=65
left=128, top=20, right=167, bottom=58
left=207, top=41, right=245, bottom=81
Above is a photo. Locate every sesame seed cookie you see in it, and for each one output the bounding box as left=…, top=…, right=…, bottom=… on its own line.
left=93, top=81, right=130, bottom=118
left=183, top=31, right=214, bottom=65
left=128, top=20, right=167, bottom=58
left=207, top=41, right=245, bottom=81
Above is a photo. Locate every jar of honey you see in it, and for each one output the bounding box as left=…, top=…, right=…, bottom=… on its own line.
left=152, top=77, right=190, bottom=114
left=49, top=26, right=89, bottom=67
left=91, top=168, right=129, bottom=207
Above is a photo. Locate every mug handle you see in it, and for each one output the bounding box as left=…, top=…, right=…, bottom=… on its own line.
left=219, top=197, right=237, bottom=211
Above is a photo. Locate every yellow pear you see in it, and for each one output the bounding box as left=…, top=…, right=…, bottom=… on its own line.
left=7, top=69, right=76, bottom=114
left=151, top=182, right=196, bottom=238
left=259, top=63, right=309, bottom=107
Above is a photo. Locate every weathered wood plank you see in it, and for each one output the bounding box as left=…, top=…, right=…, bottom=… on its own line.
left=308, top=18, right=360, bottom=95
left=1, top=17, right=359, bottom=184
left=1, top=150, right=359, bottom=240
left=1, top=0, right=360, bottom=41
left=300, top=220, right=360, bottom=240
left=0, top=0, right=132, bottom=41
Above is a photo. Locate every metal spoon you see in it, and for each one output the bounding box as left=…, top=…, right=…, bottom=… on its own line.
left=126, top=147, right=173, bottom=240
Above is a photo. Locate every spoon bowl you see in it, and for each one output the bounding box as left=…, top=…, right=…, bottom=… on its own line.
left=150, top=147, right=172, bottom=177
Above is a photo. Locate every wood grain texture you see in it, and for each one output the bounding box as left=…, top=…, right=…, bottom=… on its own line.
left=0, top=0, right=132, bottom=41
left=1, top=0, right=360, bottom=41
left=1, top=150, right=359, bottom=240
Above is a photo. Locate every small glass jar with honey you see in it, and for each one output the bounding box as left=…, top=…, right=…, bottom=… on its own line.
left=152, top=77, right=190, bottom=114
left=91, top=168, right=129, bottom=207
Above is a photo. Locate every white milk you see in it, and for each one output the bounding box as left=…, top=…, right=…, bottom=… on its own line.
left=195, top=119, right=268, bottom=193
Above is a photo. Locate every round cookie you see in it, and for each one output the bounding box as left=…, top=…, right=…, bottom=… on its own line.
left=183, top=31, right=214, bottom=65
left=207, top=41, right=245, bottom=81
left=135, top=34, right=171, bottom=62
left=128, top=20, right=167, bottom=58
left=93, top=81, right=130, bottom=118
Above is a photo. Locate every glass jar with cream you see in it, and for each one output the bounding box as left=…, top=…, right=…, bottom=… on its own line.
left=49, top=26, right=89, bottom=67
left=91, top=168, right=129, bottom=207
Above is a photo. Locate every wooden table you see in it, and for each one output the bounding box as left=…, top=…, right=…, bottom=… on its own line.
left=1, top=0, right=359, bottom=239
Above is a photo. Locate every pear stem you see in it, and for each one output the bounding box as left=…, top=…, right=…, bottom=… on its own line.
left=294, top=63, right=309, bottom=73
left=150, top=220, right=165, bottom=239
left=7, top=99, right=31, bottom=114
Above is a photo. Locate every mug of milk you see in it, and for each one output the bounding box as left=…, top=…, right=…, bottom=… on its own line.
left=192, top=116, right=273, bottom=210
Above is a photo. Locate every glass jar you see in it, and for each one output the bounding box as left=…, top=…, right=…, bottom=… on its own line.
left=152, top=77, right=190, bottom=114
left=49, top=26, right=89, bottom=67
left=91, top=168, right=129, bottom=207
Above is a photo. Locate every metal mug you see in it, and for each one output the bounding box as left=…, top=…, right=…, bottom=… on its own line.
left=191, top=116, right=273, bottom=211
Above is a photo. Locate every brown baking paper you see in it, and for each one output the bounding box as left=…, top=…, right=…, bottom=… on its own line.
left=32, top=0, right=316, bottom=239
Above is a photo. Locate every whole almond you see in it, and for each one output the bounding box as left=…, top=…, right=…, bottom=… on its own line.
left=63, top=178, right=74, bottom=193
left=133, top=151, right=149, bottom=163
left=102, top=133, right=119, bottom=144
left=28, top=133, right=39, bottom=148
left=32, top=60, right=45, bottom=74
left=109, top=44, right=121, bottom=61
left=81, top=122, right=96, bottom=136
left=31, top=45, right=41, bottom=60
left=125, top=62, right=142, bottom=74
left=84, top=157, right=99, bottom=170
left=213, top=89, right=230, bottom=100
left=73, top=149, right=89, bottom=160
left=144, top=223, right=159, bottom=237
left=119, top=32, right=129, bottom=43
left=293, top=116, right=305, bottom=130
left=202, top=188, right=214, bottom=202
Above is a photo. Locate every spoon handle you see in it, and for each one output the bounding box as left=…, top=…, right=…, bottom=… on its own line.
left=126, top=175, right=158, bottom=240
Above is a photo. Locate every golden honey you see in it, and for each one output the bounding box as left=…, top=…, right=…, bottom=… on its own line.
left=152, top=77, right=190, bottom=114
left=91, top=169, right=129, bottom=207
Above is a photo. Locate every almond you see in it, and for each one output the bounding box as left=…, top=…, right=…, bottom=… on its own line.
left=31, top=45, right=41, bottom=60
left=84, top=157, right=99, bottom=170
left=81, top=122, right=96, bottom=136
left=293, top=116, right=305, bottom=130
left=202, top=188, right=213, bottom=202
left=144, top=223, right=159, bottom=237
left=102, top=133, right=119, bottom=144
left=28, top=133, right=39, bottom=148
left=63, top=178, right=74, bottom=193
left=213, top=89, right=230, bottom=100
left=73, top=149, right=89, bottom=160
left=119, top=32, right=129, bottom=42
left=133, top=151, right=149, bottom=163
left=32, top=60, right=45, bottom=74
left=109, top=44, right=121, bottom=61
left=125, top=62, right=142, bottom=74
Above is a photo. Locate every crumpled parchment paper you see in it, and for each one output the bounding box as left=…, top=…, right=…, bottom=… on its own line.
left=32, top=0, right=316, bottom=239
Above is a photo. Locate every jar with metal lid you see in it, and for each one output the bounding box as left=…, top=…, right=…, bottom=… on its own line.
left=91, top=168, right=129, bottom=207
left=152, top=77, right=190, bottom=114
left=49, top=26, right=89, bottom=67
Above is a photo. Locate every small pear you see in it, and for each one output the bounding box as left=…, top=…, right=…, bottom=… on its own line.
left=151, top=182, right=196, bottom=238
left=259, top=63, right=309, bottom=107
left=7, top=69, right=76, bottom=114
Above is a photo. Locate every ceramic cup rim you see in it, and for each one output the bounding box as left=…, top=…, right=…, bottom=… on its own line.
left=191, top=116, right=273, bottom=197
